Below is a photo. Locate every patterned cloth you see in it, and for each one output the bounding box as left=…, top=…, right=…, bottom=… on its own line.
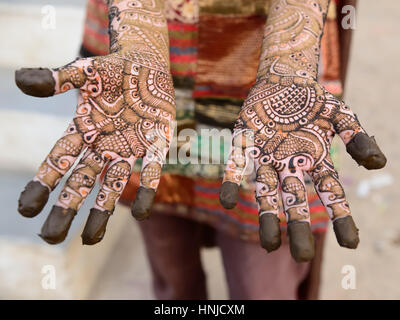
left=81, top=0, right=345, bottom=243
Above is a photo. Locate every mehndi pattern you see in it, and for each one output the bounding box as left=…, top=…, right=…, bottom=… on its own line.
left=220, top=0, right=386, bottom=262
left=17, top=0, right=175, bottom=245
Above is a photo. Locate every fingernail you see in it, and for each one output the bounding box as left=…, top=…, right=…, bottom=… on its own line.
left=131, top=187, right=156, bottom=220
left=333, top=215, right=359, bottom=249
left=287, top=221, right=315, bottom=262
left=15, top=68, right=55, bottom=97
left=40, top=206, right=76, bottom=244
left=219, top=181, right=239, bottom=209
left=259, top=213, right=281, bottom=252
left=81, top=208, right=111, bottom=245
left=18, top=180, right=50, bottom=218
left=346, top=132, right=387, bottom=170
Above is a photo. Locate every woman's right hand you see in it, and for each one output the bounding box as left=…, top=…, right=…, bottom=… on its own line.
left=16, top=0, right=175, bottom=245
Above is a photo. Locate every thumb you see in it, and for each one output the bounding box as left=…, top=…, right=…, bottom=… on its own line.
left=15, top=58, right=90, bottom=97
left=328, top=95, right=387, bottom=170
left=15, top=67, right=55, bottom=97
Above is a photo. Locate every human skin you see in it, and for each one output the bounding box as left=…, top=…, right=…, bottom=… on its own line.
left=219, top=0, right=386, bottom=262
left=16, top=0, right=175, bottom=245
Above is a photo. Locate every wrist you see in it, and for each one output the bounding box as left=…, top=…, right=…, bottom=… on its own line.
left=257, top=0, right=329, bottom=81
left=107, top=0, right=170, bottom=68
left=255, top=73, right=319, bottom=88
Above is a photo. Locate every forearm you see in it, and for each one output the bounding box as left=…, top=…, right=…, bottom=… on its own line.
left=257, top=0, right=329, bottom=83
left=107, top=0, right=170, bottom=68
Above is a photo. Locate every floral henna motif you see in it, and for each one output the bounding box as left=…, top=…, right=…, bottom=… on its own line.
left=257, top=0, right=328, bottom=82
left=220, top=0, right=386, bottom=262
left=17, top=0, right=175, bottom=245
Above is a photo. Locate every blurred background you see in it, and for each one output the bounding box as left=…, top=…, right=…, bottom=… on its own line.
left=0, top=0, right=399, bottom=299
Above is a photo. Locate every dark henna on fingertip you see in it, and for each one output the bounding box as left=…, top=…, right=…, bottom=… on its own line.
left=346, top=132, right=387, bottom=170
left=81, top=208, right=111, bottom=245
left=219, top=0, right=385, bottom=261
left=259, top=213, right=281, bottom=252
left=18, top=0, right=175, bottom=245
left=131, top=187, right=156, bottom=220
left=39, top=206, right=76, bottom=244
left=287, top=221, right=315, bottom=262
left=333, top=215, right=359, bottom=249
left=15, top=68, right=55, bottom=97
left=219, top=181, right=239, bottom=209
left=18, top=180, right=50, bottom=218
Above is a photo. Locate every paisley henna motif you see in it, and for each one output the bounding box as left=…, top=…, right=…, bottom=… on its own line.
left=220, top=0, right=386, bottom=262
left=17, top=0, right=175, bottom=245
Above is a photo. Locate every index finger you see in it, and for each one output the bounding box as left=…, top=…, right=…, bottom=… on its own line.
left=220, top=128, right=254, bottom=209
left=327, top=95, right=386, bottom=169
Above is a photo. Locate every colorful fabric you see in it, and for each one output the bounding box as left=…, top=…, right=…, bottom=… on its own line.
left=193, top=14, right=265, bottom=99
left=121, top=172, right=328, bottom=242
left=320, top=1, right=343, bottom=96
left=81, top=0, right=345, bottom=242
left=80, top=0, right=109, bottom=56
left=168, top=22, right=198, bottom=83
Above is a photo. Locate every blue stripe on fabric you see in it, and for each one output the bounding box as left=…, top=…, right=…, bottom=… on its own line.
left=170, top=47, right=197, bottom=54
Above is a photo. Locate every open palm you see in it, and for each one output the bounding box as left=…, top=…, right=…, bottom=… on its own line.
left=16, top=51, right=175, bottom=245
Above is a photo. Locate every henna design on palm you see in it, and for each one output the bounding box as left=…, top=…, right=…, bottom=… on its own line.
left=220, top=0, right=386, bottom=262
left=16, top=0, right=175, bottom=245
